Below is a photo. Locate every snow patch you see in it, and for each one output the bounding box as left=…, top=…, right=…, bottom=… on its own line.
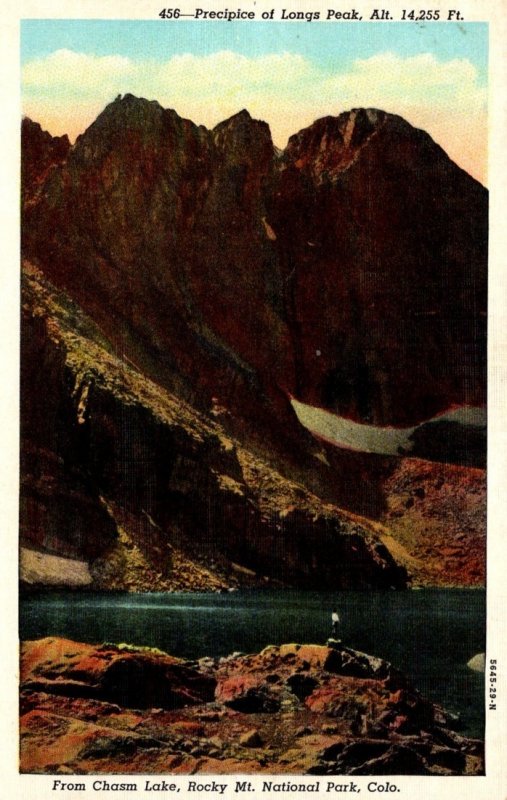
left=20, top=547, right=92, bottom=586
left=290, top=398, right=485, bottom=457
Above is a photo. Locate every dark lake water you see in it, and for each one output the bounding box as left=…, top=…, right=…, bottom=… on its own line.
left=20, top=588, right=485, bottom=738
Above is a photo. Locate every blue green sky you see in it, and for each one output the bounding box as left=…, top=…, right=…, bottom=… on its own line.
left=21, top=20, right=488, bottom=182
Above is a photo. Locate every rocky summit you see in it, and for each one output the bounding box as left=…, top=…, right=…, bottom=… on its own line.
left=22, top=98, right=487, bottom=428
left=20, top=98, right=487, bottom=590
left=20, top=637, right=483, bottom=775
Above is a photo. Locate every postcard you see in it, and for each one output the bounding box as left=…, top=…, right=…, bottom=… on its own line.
left=2, top=0, right=506, bottom=797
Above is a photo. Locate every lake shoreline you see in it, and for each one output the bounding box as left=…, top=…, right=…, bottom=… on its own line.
left=19, top=579, right=487, bottom=597
left=20, top=588, right=486, bottom=740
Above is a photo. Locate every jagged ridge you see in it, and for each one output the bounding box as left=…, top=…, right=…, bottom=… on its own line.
left=22, top=95, right=487, bottom=429
left=20, top=97, right=487, bottom=589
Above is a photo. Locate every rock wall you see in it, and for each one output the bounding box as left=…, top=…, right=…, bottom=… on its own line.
left=20, top=265, right=406, bottom=590
left=21, top=117, right=70, bottom=204
left=20, top=312, right=118, bottom=560
left=268, top=109, right=487, bottom=423
left=20, top=99, right=487, bottom=589
left=22, top=98, right=487, bottom=433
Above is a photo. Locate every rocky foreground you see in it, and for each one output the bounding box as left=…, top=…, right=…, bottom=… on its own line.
left=20, top=637, right=483, bottom=775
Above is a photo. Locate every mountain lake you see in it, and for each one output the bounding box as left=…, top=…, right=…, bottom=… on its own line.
left=20, top=588, right=485, bottom=738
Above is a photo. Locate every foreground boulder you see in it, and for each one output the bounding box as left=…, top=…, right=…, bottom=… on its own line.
left=20, top=638, right=483, bottom=775
left=21, top=638, right=216, bottom=709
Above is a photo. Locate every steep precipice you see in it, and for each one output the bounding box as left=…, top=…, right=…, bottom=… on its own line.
left=269, top=108, right=487, bottom=424
left=20, top=263, right=407, bottom=590
left=21, top=117, right=70, bottom=204
left=20, top=98, right=487, bottom=588
left=22, top=96, right=487, bottom=429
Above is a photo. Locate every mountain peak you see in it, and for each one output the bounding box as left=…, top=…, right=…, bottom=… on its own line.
left=213, top=107, right=269, bottom=135
left=70, top=94, right=209, bottom=168
left=22, top=99, right=486, bottom=428
left=212, top=108, right=273, bottom=158
left=21, top=117, right=70, bottom=202
left=95, top=93, right=166, bottom=126
left=282, top=107, right=446, bottom=182
left=225, top=108, right=252, bottom=122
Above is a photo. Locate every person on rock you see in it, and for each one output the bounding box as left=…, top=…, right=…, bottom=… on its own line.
left=331, top=608, right=340, bottom=638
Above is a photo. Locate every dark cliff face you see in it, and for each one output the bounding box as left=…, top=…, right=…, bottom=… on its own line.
left=20, top=264, right=406, bottom=590
left=20, top=312, right=118, bottom=560
left=22, top=99, right=294, bottom=458
left=21, top=117, right=70, bottom=204
left=22, top=97, right=486, bottom=432
left=19, top=99, right=487, bottom=588
left=269, top=108, right=487, bottom=423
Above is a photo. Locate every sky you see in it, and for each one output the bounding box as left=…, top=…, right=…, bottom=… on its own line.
left=21, top=20, right=488, bottom=183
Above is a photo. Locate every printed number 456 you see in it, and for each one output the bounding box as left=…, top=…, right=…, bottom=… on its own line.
left=159, top=9, right=181, bottom=18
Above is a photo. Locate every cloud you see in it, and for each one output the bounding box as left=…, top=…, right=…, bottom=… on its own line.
left=23, top=49, right=136, bottom=97
left=318, top=51, right=485, bottom=110
left=22, top=48, right=487, bottom=183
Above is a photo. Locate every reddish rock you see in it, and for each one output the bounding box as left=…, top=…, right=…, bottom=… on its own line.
left=380, top=457, right=486, bottom=586
left=20, top=638, right=484, bottom=776
left=19, top=264, right=407, bottom=591
left=215, top=674, right=280, bottom=713
left=21, top=118, right=70, bottom=204
left=239, top=729, right=263, bottom=747
left=271, top=109, right=486, bottom=425
left=22, top=98, right=486, bottom=431
left=278, top=643, right=342, bottom=671
left=19, top=98, right=486, bottom=589
left=21, top=638, right=216, bottom=710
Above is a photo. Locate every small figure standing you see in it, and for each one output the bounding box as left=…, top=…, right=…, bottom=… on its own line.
left=331, top=608, right=340, bottom=638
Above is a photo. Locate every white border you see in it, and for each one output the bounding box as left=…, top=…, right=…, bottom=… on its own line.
left=3, top=1, right=506, bottom=798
